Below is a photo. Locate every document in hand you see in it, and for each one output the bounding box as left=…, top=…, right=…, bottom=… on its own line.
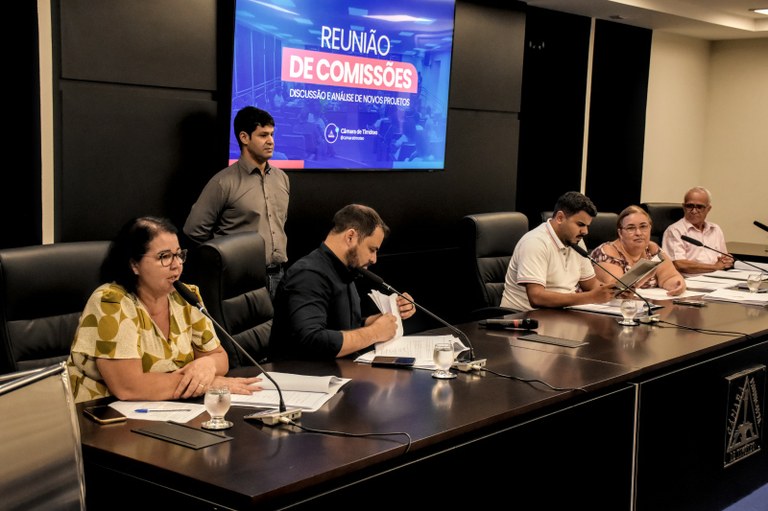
left=613, top=259, right=661, bottom=296
left=368, top=289, right=404, bottom=338
left=355, top=335, right=469, bottom=370
left=230, top=372, right=351, bottom=413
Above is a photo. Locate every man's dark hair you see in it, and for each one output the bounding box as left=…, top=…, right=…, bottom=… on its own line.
left=234, top=106, right=275, bottom=148
left=330, top=204, right=390, bottom=239
left=101, top=216, right=178, bottom=294
left=553, top=191, right=597, bottom=218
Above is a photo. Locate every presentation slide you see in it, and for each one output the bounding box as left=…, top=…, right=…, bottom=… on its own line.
left=230, top=0, right=457, bottom=170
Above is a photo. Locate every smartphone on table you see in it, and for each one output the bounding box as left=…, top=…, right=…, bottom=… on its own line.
left=83, top=404, right=127, bottom=424
left=672, top=299, right=707, bottom=307
left=371, top=356, right=416, bottom=367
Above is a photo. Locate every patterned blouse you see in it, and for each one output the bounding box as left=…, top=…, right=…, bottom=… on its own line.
left=67, top=282, right=220, bottom=403
left=590, top=242, right=660, bottom=289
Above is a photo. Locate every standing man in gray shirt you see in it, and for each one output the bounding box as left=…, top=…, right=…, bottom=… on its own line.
left=184, top=107, right=289, bottom=298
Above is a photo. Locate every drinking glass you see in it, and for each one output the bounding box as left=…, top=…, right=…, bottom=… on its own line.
left=618, top=299, right=639, bottom=326
left=432, top=341, right=457, bottom=379
left=202, top=386, right=233, bottom=430
left=746, top=273, right=765, bottom=293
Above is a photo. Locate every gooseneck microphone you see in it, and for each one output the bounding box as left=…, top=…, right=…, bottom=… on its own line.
left=569, top=243, right=658, bottom=321
left=754, top=220, right=768, bottom=233
left=173, top=280, right=301, bottom=426
left=353, top=267, right=482, bottom=366
left=680, top=235, right=765, bottom=273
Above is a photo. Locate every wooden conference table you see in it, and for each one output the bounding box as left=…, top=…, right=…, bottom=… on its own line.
left=79, top=298, right=768, bottom=511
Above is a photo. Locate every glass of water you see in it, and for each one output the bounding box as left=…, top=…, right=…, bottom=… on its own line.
left=202, top=386, right=233, bottom=430
left=747, top=273, right=765, bottom=293
left=432, top=341, right=457, bottom=379
left=618, top=299, right=639, bottom=326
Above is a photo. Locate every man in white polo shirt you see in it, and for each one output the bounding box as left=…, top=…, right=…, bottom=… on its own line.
left=501, top=191, right=615, bottom=312
left=662, top=186, right=733, bottom=275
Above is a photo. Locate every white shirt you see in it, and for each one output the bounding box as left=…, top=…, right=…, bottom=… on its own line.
left=500, top=221, right=595, bottom=311
left=662, top=218, right=727, bottom=267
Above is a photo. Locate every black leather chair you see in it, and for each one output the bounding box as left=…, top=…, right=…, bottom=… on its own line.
left=460, top=212, right=529, bottom=318
left=539, top=210, right=619, bottom=251
left=583, top=212, right=619, bottom=251
left=641, top=202, right=684, bottom=245
left=193, top=232, right=273, bottom=367
left=0, top=241, right=110, bottom=374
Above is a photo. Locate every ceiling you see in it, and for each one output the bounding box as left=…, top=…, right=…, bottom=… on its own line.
left=524, top=0, right=768, bottom=40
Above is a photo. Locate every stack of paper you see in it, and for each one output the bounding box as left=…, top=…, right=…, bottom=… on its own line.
left=734, top=261, right=768, bottom=272
left=632, top=288, right=703, bottom=300
left=685, top=275, right=743, bottom=292
left=231, top=372, right=351, bottom=412
left=355, top=335, right=469, bottom=370
left=359, top=290, right=470, bottom=369
left=702, top=288, right=768, bottom=307
left=703, top=269, right=756, bottom=281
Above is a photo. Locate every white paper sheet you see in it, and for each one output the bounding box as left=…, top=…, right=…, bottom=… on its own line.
left=230, top=372, right=352, bottom=412
left=109, top=401, right=206, bottom=422
left=568, top=299, right=662, bottom=317
left=734, top=260, right=768, bottom=272
left=633, top=287, right=704, bottom=300
left=368, top=289, right=404, bottom=338
left=702, top=288, right=768, bottom=307
left=703, top=269, right=756, bottom=281
left=685, top=275, right=743, bottom=291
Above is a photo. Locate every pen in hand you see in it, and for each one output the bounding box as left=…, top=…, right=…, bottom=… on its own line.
left=134, top=408, right=192, bottom=413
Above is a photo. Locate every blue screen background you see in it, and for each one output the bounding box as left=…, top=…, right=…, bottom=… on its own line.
left=230, top=0, right=456, bottom=170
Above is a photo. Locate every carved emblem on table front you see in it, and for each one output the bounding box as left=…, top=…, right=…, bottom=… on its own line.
left=724, top=365, right=765, bottom=468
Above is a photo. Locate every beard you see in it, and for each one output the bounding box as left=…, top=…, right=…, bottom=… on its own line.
left=344, top=246, right=359, bottom=268
left=562, top=233, right=581, bottom=247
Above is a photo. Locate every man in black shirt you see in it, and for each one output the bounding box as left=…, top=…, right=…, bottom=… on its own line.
left=269, top=204, right=416, bottom=360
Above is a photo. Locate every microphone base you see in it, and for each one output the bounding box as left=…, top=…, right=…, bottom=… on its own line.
left=453, top=358, right=487, bottom=373
left=638, top=314, right=660, bottom=324
left=244, top=407, right=302, bottom=426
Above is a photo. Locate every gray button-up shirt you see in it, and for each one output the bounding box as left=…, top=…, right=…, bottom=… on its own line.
left=184, top=156, right=289, bottom=265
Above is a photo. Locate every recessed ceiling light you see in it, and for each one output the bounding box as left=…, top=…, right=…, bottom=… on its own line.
left=750, top=8, right=768, bottom=15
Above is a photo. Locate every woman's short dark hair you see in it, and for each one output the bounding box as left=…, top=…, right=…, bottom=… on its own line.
left=330, top=204, right=390, bottom=239
left=101, top=216, right=178, bottom=294
left=553, top=191, right=598, bottom=218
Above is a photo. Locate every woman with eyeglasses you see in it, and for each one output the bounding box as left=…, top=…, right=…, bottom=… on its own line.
left=67, top=216, right=262, bottom=404
left=589, top=205, right=686, bottom=296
